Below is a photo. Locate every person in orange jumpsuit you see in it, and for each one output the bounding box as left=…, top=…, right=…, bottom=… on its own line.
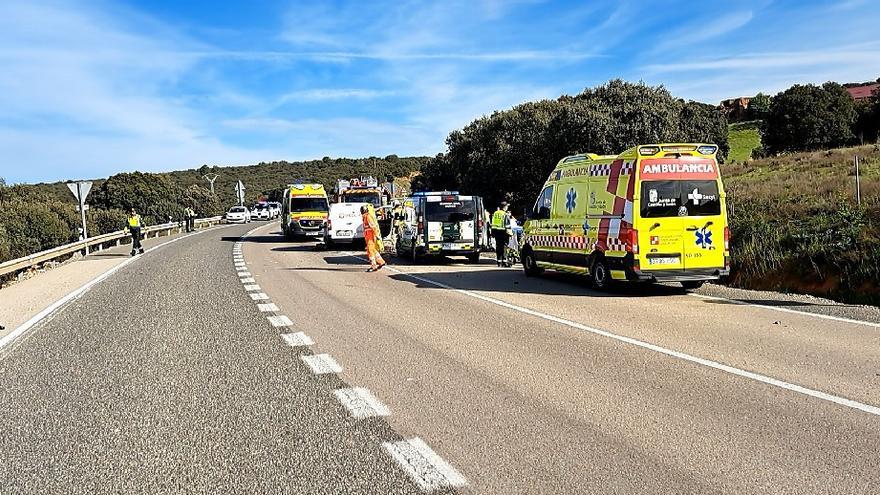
left=361, top=205, right=386, bottom=271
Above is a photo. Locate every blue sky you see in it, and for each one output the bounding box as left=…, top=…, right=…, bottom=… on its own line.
left=1, top=0, right=878, bottom=184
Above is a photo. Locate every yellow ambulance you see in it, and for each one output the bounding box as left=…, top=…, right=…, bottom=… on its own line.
left=521, top=143, right=730, bottom=290
left=281, top=183, right=330, bottom=239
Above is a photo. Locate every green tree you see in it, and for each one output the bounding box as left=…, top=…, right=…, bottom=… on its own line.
left=762, top=82, right=857, bottom=153
left=91, top=172, right=183, bottom=225
left=419, top=79, right=729, bottom=212
left=747, top=93, right=771, bottom=120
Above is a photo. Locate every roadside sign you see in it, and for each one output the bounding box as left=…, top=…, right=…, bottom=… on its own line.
left=235, top=180, right=246, bottom=205
left=66, top=181, right=93, bottom=254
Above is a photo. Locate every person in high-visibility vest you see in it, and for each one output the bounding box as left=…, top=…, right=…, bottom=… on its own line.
left=128, top=208, right=144, bottom=256
left=491, top=201, right=512, bottom=267
left=361, top=205, right=386, bottom=272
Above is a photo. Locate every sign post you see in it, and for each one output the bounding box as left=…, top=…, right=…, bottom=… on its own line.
left=66, top=181, right=93, bottom=255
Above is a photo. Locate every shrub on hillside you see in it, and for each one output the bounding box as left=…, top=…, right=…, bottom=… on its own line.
left=0, top=201, right=78, bottom=261
left=762, top=82, right=857, bottom=153
left=89, top=208, right=129, bottom=235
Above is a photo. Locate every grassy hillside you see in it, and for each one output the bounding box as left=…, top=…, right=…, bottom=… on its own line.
left=722, top=144, right=880, bottom=304
left=727, top=121, right=762, bottom=162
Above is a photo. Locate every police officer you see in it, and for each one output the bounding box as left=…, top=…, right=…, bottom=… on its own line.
left=128, top=208, right=144, bottom=256
left=185, top=207, right=196, bottom=232
left=491, top=201, right=511, bottom=267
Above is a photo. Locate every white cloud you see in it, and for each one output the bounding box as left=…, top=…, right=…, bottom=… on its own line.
left=0, top=1, right=268, bottom=183
left=279, top=88, right=395, bottom=102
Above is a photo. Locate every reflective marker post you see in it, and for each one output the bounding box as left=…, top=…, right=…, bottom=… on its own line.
left=854, top=155, right=862, bottom=207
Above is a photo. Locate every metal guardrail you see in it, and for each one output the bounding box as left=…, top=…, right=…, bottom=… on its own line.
left=0, top=216, right=224, bottom=278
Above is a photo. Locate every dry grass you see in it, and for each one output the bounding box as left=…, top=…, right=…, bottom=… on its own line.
left=720, top=144, right=880, bottom=305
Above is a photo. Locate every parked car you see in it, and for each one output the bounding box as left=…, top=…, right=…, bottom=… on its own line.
left=226, top=206, right=251, bottom=223
left=268, top=202, right=282, bottom=219
left=253, top=204, right=271, bottom=220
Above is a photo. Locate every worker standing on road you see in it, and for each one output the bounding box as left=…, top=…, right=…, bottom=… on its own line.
left=128, top=208, right=144, bottom=256
left=184, top=207, right=195, bottom=232
left=491, top=202, right=512, bottom=267
left=361, top=205, right=386, bottom=272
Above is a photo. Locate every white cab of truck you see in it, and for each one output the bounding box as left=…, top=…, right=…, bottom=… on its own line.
left=324, top=202, right=367, bottom=245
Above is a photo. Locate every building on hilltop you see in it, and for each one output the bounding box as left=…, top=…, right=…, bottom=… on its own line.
left=718, top=96, right=753, bottom=121
left=845, top=83, right=880, bottom=101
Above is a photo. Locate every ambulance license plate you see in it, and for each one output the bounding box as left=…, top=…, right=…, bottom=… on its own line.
left=442, top=243, right=459, bottom=250
left=648, top=256, right=679, bottom=265
left=337, top=230, right=352, bottom=237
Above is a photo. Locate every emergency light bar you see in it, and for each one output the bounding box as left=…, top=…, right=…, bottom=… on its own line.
left=412, top=191, right=460, bottom=196
left=638, top=146, right=660, bottom=156
left=697, top=145, right=718, bottom=155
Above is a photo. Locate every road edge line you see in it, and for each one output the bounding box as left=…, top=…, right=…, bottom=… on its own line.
left=365, top=257, right=880, bottom=418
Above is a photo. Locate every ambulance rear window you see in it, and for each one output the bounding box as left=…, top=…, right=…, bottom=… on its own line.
left=426, top=200, right=476, bottom=222
left=641, top=181, right=720, bottom=217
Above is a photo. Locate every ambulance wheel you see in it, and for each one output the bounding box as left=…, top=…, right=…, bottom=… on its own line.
left=522, top=249, right=543, bottom=277
left=465, top=253, right=480, bottom=264
left=590, top=258, right=612, bottom=290
left=680, top=281, right=704, bottom=291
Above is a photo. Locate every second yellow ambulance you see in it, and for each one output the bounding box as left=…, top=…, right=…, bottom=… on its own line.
left=521, top=143, right=730, bottom=290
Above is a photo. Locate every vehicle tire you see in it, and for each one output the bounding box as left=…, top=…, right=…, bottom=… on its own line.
left=465, top=252, right=480, bottom=264
left=590, top=257, right=612, bottom=290
left=680, top=280, right=704, bottom=291
left=521, top=248, right=543, bottom=277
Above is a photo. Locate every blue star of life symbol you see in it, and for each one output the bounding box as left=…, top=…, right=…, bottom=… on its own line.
left=565, top=187, right=577, bottom=214
left=695, top=227, right=712, bottom=248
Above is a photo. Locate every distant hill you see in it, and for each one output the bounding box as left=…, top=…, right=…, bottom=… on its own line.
left=4, top=155, right=431, bottom=207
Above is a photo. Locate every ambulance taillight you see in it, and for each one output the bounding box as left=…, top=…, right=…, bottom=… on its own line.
left=724, top=226, right=730, bottom=251
left=628, top=229, right=639, bottom=254
left=418, top=215, right=424, bottom=233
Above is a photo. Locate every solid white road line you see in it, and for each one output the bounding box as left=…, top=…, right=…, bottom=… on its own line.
left=257, top=303, right=279, bottom=312
left=267, top=315, right=293, bottom=327
left=249, top=292, right=270, bottom=301
left=301, top=353, right=342, bottom=374
left=1, top=225, right=229, bottom=354
left=382, top=438, right=468, bottom=491
left=281, top=331, right=314, bottom=347
left=240, top=277, right=256, bottom=283
left=333, top=387, right=391, bottom=419
left=244, top=284, right=261, bottom=291
left=688, top=292, right=880, bottom=329
left=369, top=259, right=880, bottom=418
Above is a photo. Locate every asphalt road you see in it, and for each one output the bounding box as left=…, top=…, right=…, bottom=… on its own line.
left=2, top=220, right=879, bottom=494
left=244, top=222, right=879, bottom=494
left=0, top=223, right=434, bottom=495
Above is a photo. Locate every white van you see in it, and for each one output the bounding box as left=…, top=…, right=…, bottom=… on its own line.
left=395, top=192, right=484, bottom=263
left=324, top=202, right=368, bottom=246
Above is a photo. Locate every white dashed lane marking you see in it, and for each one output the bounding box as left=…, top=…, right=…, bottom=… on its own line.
left=249, top=292, right=270, bottom=301
left=333, top=387, right=391, bottom=419
left=238, top=271, right=251, bottom=276
left=240, top=277, right=256, bottom=283
left=244, top=284, right=261, bottom=292
left=301, top=354, right=342, bottom=374
left=282, top=331, right=314, bottom=347
left=257, top=303, right=279, bottom=312
left=383, top=438, right=468, bottom=491
left=267, top=315, right=293, bottom=327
